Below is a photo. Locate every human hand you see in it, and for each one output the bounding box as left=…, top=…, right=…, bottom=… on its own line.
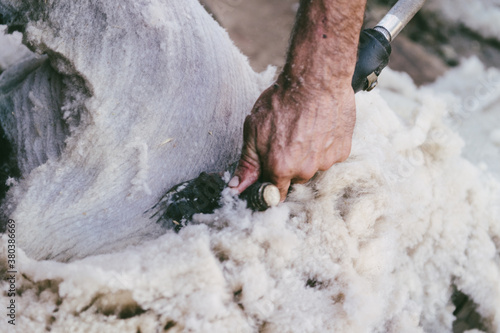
left=229, top=76, right=356, bottom=201
left=227, top=0, right=365, bottom=202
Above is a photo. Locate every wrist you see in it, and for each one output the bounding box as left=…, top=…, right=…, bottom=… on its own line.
left=278, top=0, right=366, bottom=93
left=276, top=65, right=353, bottom=96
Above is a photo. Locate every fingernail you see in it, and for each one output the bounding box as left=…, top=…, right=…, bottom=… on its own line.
left=228, top=176, right=239, bottom=188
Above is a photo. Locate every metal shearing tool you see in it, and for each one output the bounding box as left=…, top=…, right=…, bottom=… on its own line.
left=352, top=0, right=426, bottom=92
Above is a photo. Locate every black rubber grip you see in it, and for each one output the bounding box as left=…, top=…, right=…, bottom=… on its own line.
left=351, top=29, right=392, bottom=93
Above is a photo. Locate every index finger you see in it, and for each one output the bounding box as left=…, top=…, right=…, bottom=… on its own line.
left=229, top=116, right=261, bottom=193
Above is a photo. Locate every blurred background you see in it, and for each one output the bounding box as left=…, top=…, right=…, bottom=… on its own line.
left=200, top=0, right=500, bottom=85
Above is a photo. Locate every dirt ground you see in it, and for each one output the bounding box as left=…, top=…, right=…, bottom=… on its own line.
left=200, top=0, right=297, bottom=73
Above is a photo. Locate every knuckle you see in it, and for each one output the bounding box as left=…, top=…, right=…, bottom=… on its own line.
left=338, top=142, right=352, bottom=162
left=319, top=154, right=336, bottom=171
left=238, top=156, right=259, bottom=173
left=300, top=169, right=317, bottom=181
left=296, top=162, right=317, bottom=182
left=268, top=161, right=294, bottom=182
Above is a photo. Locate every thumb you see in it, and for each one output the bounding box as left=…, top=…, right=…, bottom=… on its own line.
left=229, top=117, right=261, bottom=193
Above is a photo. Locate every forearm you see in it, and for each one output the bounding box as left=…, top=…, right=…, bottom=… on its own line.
left=280, top=0, right=366, bottom=93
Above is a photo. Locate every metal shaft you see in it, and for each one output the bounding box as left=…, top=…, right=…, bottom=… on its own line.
left=375, top=0, right=426, bottom=42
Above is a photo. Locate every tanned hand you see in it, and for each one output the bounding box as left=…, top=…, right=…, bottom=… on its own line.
left=229, top=0, right=367, bottom=201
